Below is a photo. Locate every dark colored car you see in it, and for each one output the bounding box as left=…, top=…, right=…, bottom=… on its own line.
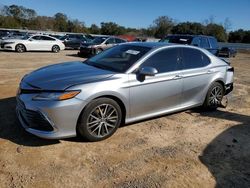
left=160, top=34, right=219, bottom=55
left=218, top=47, right=237, bottom=58
left=60, top=34, right=93, bottom=49
left=0, top=31, right=28, bottom=40
left=78, top=36, right=126, bottom=57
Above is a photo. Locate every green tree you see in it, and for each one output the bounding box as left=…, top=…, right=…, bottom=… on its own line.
left=171, top=22, right=205, bottom=35
left=54, top=13, right=68, bottom=32
left=89, top=24, right=100, bottom=34
left=151, top=16, right=175, bottom=38
left=100, top=22, right=126, bottom=35
left=205, top=23, right=227, bottom=42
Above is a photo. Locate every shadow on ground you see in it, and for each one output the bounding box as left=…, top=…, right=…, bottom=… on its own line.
left=196, top=109, right=250, bottom=187
left=0, top=97, right=59, bottom=146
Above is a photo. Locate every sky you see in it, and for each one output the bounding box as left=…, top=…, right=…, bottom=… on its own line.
left=1, top=0, right=250, bottom=31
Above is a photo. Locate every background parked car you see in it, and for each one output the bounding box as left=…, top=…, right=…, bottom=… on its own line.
left=160, top=34, right=219, bottom=56
left=0, top=34, right=65, bottom=53
left=78, top=36, right=127, bottom=57
left=218, top=47, right=237, bottom=58
left=60, top=34, right=93, bottom=49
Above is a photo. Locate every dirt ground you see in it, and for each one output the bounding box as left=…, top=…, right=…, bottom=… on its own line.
left=0, top=49, right=250, bottom=188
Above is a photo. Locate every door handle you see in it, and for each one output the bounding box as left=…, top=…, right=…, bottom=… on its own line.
left=207, top=69, right=214, bottom=74
left=172, top=75, right=182, bottom=80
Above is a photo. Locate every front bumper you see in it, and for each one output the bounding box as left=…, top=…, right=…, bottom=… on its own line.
left=78, top=47, right=95, bottom=57
left=0, top=43, right=14, bottom=50
left=16, top=94, right=87, bottom=139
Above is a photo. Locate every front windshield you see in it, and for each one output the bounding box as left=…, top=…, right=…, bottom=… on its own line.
left=92, top=37, right=107, bottom=44
left=21, top=35, right=31, bottom=40
left=84, top=44, right=151, bottom=73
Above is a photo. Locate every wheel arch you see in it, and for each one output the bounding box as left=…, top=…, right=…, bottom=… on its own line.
left=15, top=43, right=27, bottom=51
left=76, top=94, right=127, bottom=133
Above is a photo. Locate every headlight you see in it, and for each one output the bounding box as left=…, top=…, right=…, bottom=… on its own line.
left=32, top=90, right=81, bottom=101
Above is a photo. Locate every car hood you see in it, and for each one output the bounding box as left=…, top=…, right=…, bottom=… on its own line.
left=21, top=61, right=114, bottom=90
left=81, top=42, right=101, bottom=47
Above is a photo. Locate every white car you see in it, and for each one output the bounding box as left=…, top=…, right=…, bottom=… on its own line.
left=0, top=35, right=65, bottom=53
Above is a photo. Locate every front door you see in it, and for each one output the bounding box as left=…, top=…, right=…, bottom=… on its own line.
left=129, top=47, right=183, bottom=120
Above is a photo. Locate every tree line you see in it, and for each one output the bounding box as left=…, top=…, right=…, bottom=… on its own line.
left=0, top=4, right=249, bottom=43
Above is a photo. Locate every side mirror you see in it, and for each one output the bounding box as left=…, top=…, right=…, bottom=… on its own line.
left=29, top=39, right=33, bottom=41
left=139, top=66, right=158, bottom=76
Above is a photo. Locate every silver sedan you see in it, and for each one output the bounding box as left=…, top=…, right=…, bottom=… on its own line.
left=16, top=43, right=234, bottom=141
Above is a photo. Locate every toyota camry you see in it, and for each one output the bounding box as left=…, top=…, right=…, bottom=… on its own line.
left=16, top=42, right=234, bottom=141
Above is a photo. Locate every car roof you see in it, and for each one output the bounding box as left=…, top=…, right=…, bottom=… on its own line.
left=166, top=34, right=215, bottom=38
left=124, top=42, right=212, bottom=54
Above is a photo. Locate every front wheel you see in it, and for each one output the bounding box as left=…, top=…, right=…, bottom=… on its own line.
left=77, top=98, right=122, bottom=141
left=203, top=82, right=224, bottom=110
left=15, top=44, right=26, bottom=53
left=52, top=45, right=60, bottom=53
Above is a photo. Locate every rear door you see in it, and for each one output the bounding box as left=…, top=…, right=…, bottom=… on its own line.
left=180, top=47, right=212, bottom=107
left=39, top=36, right=56, bottom=50
left=129, top=47, right=183, bottom=119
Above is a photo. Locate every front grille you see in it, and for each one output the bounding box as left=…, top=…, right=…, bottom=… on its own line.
left=17, top=98, right=54, bottom=132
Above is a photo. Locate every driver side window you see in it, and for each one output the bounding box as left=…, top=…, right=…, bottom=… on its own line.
left=141, top=48, right=180, bottom=73
left=106, top=38, right=115, bottom=44
left=31, top=36, right=41, bottom=40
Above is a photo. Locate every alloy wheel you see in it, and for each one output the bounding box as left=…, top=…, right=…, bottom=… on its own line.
left=16, top=44, right=25, bottom=52
left=208, top=86, right=223, bottom=106
left=87, top=104, right=118, bottom=138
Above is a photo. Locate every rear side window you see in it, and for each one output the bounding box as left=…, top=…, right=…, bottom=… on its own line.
left=208, top=37, right=218, bottom=49
left=182, top=48, right=210, bottom=69
left=141, top=48, right=180, bottom=73
left=115, top=38, right=125, bottom=43
left=201, top=37, right=210, bottom=49
left=40, top=36, right=55, bottom=41
left=191, top=37, right=201, bottom=47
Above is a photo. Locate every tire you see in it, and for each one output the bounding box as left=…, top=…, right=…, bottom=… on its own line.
left=15, top=44, right=26, bottom=53
left=52, top=45, right=60, bottom=53
left=95, top=48, right=103, bottom=55
left=203, top=82, right=224, bottom=110
left=77, top=98, right=122, bottom=141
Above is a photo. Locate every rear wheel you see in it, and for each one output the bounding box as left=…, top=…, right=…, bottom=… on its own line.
left=52, top=45, right=60, bottom=53
left=203, top=82, right=224, bottom=110
left=77, top=98, right=122, bottom=141
left=15, top=44, right=26, bottom=53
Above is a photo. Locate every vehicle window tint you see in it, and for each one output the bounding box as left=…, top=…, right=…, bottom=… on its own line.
left=106, top=38, right=115, bottom=44
left=182, top=48, right=210, bottom=69
left=191, top=37, right=201, bottom=47
left=208, top=37, right=218, bottom=49
left=31, top=36, right=41, bottom=40
left=201, top=37, right=210, bottom=49
left=141, top=48, right=180, bottom=73
left=40, top=36, right=55, bottom=41
left=115, top=38, right=125, bottom=43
